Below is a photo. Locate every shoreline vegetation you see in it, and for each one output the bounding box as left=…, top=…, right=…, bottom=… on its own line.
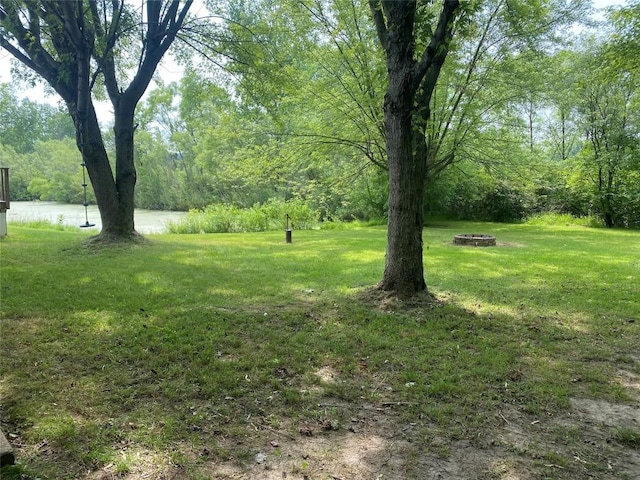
left=8, top=200, right=613, bottom=235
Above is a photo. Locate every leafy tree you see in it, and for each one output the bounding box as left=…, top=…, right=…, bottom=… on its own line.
left=542, top=51, right=582, bottom=162
left=192, top=1, right=385, bottom=216
left=0, top=84, right=74, bottom=152
left=422, top=0, right=590, bottom=182
left=132, top=129, right=182, bottom=210
left=531, top=11, right=640, bottom=229
left=607, top=1, right=640, bottom=73
left=1, top=0, right=194, bottom=240
left=573, top=47, right=639, bottom=227
left=0, top=137, right=86, bottom=202
left=368, top=0, right=461, bottom=297
left=0, top=143, right=32, bottom=200
left=26, top=139, right=86, bottom=203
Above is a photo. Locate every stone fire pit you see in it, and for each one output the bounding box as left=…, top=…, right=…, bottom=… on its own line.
left=453, top=234, right=496, bottom=247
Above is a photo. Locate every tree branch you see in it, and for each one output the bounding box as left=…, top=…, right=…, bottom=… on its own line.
left=91, top=0, right=123, bottom=99
left=125, top=0, right=193, bottom=109
left=415, top=0, right=460, bottom=86
left=368, top=0, right=388, bottom=50
left=0, top=34, right=41, bottom=73
left=0, top=2, right=63, bottom=93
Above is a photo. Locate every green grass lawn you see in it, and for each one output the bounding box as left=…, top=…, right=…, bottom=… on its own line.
left=0, top=222, right=638, bottom=479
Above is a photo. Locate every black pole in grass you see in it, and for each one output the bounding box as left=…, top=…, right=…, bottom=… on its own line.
left=285, top=214, right=292, bottom=243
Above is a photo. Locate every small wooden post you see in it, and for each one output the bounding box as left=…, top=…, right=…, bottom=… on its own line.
left=285, top=214, right=292, bottom=243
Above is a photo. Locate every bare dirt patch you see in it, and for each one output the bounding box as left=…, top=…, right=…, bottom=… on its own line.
left=181, top=396, right=638, bottom=480
left=355, top=287, right=444, bottom=312
left=570, top=398, right=640, bottom=427
left=616, top=369, right=640, bottom=399
left=194, top=406, right=503, bottom=480
left=7, top=386, right=639, bottom=479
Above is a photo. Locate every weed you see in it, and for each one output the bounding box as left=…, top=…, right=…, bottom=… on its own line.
left=614, top=427, right=640, bottom=448
left=524, top=212, right=601, bottom=227
left=7, top=218, right=83, bottom=232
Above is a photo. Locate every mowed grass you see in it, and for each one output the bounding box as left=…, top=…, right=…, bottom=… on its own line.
left=0, top=222, right=638, bottom=478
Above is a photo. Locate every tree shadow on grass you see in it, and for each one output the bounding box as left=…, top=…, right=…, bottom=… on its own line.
left=1, top=227, right=639, bottom=478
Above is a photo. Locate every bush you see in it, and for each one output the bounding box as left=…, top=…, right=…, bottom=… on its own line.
left=167, top=198, right=318, bottom=234
left=524, top=213, right=601, bottom=227
left=438, top=178, right=531, bottom=223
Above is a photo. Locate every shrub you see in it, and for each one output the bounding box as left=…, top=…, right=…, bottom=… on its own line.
left=524, top=213, right=601, bottom=227
left=167, top=198, right=318, bottom=234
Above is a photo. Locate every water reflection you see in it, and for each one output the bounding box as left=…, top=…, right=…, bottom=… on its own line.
left=7, top=201, right=186, bottom=234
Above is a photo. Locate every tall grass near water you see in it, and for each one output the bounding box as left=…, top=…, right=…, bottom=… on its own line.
left=167, top=198, right=317, bottom=234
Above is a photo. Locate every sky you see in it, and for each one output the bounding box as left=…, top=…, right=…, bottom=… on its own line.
left=0, top=0, right=629, bottom=123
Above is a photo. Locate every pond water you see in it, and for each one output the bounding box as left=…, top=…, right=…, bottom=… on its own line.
left=6, top=201, right=186, bottom=234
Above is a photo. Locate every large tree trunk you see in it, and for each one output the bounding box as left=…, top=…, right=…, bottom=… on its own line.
left=378, top=70, right=427, bottom=295
left=111, top=102, right=138, bottom=237
left=370, top=0, right=460, bottom=298
left=74, top=102, right=137, bottom=239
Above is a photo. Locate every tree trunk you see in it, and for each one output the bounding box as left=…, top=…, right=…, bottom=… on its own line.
left=378, top=70, right=427, bottom=295
left=370, top=0, right=459, bottom=297
left=77, top=102, right=137, bottom=239
left=111, top=102, right=138, bottom=237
